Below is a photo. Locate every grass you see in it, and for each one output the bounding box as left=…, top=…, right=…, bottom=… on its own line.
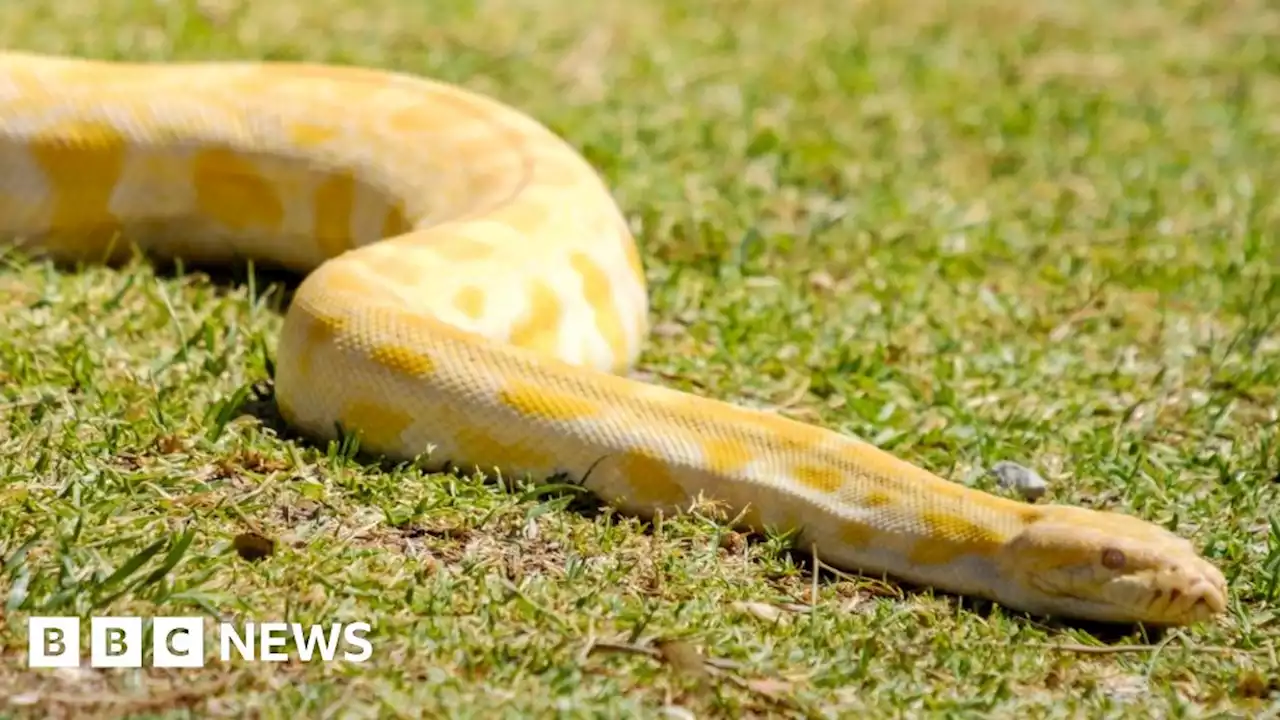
left=1, top=0, right=1279, bottom=716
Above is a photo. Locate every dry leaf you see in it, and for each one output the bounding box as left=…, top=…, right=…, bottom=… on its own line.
left=746, top=677, right=795, bottom=697
left=652, top=321, right=686, bottom=338
left=233, top=532, right=275, bottom=561
left=1236, top=669, right=1277, bottom=699
left=656, top=640, right=707, bottom=679
left=807, top=270, right=835, bottom=290
left=732, top=601, right=790, bottom=624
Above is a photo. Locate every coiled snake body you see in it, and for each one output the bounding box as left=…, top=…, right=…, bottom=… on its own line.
left=2, top=52, right=1227, bottom=625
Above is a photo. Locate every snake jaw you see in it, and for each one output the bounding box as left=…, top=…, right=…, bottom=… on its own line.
left=1085, top=552, right=1227, bottom=625
left=997, top=506, right=1227, bottom=625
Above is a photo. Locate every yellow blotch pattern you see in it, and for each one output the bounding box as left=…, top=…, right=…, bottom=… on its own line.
left=362, top=253, right=431, bottom=288
left=1018, top=507, right=1046, bottom=525
left=570, top=251, right=630, bottom=366
left=192, top=148, right=283, bottom=232
left=432, top=237, right=495, bottom=262
left=908, top=511, right=1005, bottom=566
left=339, top=400, right=415, bottom=453
left=30, top=120, right=126, bottom=239
left=499, top=381, right=601, bottom=422
left=317, top=264, right=377, bottom=296
left=793, top=464, right=844, bottom=494
left=289, top=122, right=340, bottom=146
left=386, top=104, right=451, bottom=134
left=453, top=426, right=555, bottom=474
left=313, top=171, right=357, bottom=258
left=839, top=520, right=878, bottom=549
left=452, top=286, right=486, bottom=319
left=489, top=198, right=549, bottom=232
left=368, top=341, right=436, bottom=377
left=617, top=450, right=688, bottom=508
left=508, top=280, right=565, bottom=355
left=698, top=436, right=755, bottom=475
left=863, top=490, right=894, bottom=508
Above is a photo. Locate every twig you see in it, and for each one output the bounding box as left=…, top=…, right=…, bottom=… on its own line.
left=1034, top=642, right=1260, bottom=655
left=0, top=397, right=53, bottom=411
left=707, top=666, right=818, bottom=719
left=498, top=578, right=569, bottom=631
left=809, top=543, right=820, bottom=607
left=32, top=676, right=238, bottom=710
left=585, top=639, right=816, bottom=719
left=586, top=639, right=741, bottom=670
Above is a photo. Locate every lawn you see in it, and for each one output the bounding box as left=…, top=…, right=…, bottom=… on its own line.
left=1, top=0, right=1278, bottom=716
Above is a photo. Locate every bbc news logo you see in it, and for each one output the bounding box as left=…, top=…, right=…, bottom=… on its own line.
left=27, top=617, right=372, bottom=668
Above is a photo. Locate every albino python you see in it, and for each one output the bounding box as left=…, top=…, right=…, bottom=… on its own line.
left=1, top=51, right=1227, bottom=625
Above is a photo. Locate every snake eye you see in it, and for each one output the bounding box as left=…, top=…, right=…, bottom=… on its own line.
left=1101, top=548, right=1127, bottom=570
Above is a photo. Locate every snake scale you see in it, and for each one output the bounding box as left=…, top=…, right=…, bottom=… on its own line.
left=2, top=51, right=1227, bottom=625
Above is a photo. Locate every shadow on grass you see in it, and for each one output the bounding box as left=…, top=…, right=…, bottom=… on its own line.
left=784, top=547, right=1172, bottom=641
left=11, top=243, right=1167, bottom=645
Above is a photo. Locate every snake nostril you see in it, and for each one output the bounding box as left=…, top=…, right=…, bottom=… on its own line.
left=1168, top=588, right=1182, bottom=602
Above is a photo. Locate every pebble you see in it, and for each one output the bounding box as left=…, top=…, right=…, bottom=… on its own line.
left=991, top=461, right=1048, bottom=501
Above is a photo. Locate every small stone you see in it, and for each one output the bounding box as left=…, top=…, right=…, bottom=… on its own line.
left=991, top=461, right=1048, bottom=501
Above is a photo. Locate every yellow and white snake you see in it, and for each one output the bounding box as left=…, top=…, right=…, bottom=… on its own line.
left=1, top=52, right=1228, bottom=626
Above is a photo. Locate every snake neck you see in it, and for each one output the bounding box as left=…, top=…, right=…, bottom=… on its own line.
left=747, top=428, right=1041, bottom=603
left=501, top=373, right=1051, bottom=603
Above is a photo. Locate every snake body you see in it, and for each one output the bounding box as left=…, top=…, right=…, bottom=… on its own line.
left=2, top=52, right=1227, bottom=625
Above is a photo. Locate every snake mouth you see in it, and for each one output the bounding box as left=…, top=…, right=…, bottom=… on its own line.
left=1024, top=570, right=1225, bottom=625
left=1003, top=508, right=1229, bottom=626
left=1144, top=574, right=1227, bottom=624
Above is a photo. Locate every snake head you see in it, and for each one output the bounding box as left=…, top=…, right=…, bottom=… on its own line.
left=996, top=505, right=1227, bottom=625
